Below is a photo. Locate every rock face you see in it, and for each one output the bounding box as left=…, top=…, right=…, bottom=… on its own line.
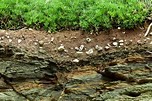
left=0, top=44, right=151, bottom=101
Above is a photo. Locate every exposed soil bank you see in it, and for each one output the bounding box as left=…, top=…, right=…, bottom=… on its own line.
left=0, top=28, right=151, bottom=101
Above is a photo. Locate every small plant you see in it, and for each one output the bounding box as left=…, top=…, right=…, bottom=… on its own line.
left=0, top=0, right=150, bottom=32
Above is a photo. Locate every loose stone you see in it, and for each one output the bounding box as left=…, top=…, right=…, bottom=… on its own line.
left=39, top=40, right=44, bottom=46
left=119, top=40, right=124, bottom=43
left=86, top=48, right=94, bottom=55
left=118, top=27, right=121, bottom=29
left=8, top=39, right=12, bottom=43
left=58, top=44, right=65, bottom=52
left=122, top=32, right=126, bottom=34
left=79, top=45, right=84, bottom=51
left=95, top=45, right=103, bottom=51
left=50, top=37, right=54, bottom=42
left=105, top=46, right=110, bottom=50
left=1, top=36, right=4, bottom=40
left=18, top=39, right=22, bottom=44
left=112, top=37, right=117, bottom=41
left=86, top=38, right=92, bottom=43
left=72, top=59, right=79, bottom=63
left=75, top=47, right=79, bottom=51
left=119, top=43, right=124, bottom=46
left=28, top=28, right=33, bottom=31
left=112, top=42, right=118, bottom=46
left=137, top=40, right=142, bottom=45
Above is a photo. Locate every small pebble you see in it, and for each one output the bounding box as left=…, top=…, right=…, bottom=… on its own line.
left=86, top=38, right=92, bottom=43
left=72, top=59, right=79, bottom=63
left=118, top=27, right=121, bottom=29
left=86, top=49, right=94, bottom=55
left=6, top=35, right=10, bottom=39
left=119, top=40, right=124, bottom=43
left=18, top=39, right=22, bottom=44
left=51, top=37, right=54, bottom=42
left=28, top=28, right=33, bottom=31
left=119, top=43, right=124, bottom=46
left=122, top=32, right=125, bottom=34
left=95, top=45, right=103, bottom=51
left=150, top=32, right=152, bottom=36
left=107, top=43, right=111, bottom=47
left=105, top=46, right=110, bottom=50
left=112, top=37, right=117, bottom=41
left=150, top=41, right=152, bottom=45
left=112, top=42, right=118, bottom=46
left=137, top=40, right=142, bottom=45
left=79, top=45, right=84, bottom=51
left=58, top=44, right=65, bottom=52
left=34, top=42, right=38, bottom=45
left=39, top=40, right=44, bottom=46
left=1, top=36, right=4, bottom=40
left=8, top=39, right=12, bottom=43
left=75, top=47, right=79, bottom=51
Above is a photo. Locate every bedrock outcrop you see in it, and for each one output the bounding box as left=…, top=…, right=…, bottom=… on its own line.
left=0, top=44, right=151, bottom=101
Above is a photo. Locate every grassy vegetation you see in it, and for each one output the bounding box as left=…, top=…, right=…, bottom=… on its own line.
left=0, top=0, right=151, bottom=32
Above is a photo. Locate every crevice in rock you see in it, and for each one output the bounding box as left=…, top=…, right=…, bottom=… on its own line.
left=124, top=92, right=141, bottom=97
left=0, top=73, right=32, bottom=101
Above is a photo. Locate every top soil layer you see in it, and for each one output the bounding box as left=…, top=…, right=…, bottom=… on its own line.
left=0, top=25, right=151, bottom=61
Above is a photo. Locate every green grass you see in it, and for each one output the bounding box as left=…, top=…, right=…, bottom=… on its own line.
left=0, top=0, right=151, bottom=32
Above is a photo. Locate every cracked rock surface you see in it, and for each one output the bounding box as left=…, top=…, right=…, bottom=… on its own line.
left=0, top=43, right=151, bottom=101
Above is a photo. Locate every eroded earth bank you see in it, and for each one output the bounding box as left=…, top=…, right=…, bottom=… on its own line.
left=0, top=28, right=151, bottom=101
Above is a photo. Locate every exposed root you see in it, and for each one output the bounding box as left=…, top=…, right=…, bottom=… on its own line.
left=144, top=23, right=152, bottom=37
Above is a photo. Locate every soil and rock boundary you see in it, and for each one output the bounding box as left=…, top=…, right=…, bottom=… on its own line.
left=0, top=26, right=151, bottom=101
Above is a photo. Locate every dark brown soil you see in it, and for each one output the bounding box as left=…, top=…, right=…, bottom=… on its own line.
left=0, top=25, right=151, bottom=61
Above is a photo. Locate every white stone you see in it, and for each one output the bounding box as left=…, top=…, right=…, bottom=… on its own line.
left=58, top=44, right=65, bottom=52
left=112, top=42, right=118, bottom=46
left=8, top=39, right=12, bottom=43
left=18, top=39, right=22, bottom=43
left=1, top=36, right=4, bottom=40
left=137, top=40, right=142, bottom=45
left=118, top=27, right=121, bottom=29
left=86, top=38, right=92, bottom=43
left=72, top=59, right=79, bottom=63
left=34, top=42, right=38, bottom=45
left=105, top=46, right=110, bottom=50
left=76, top=51, right=83, bottom=54
left=79, top=45, right=84, bottom=51
left=86, top=49, right=94, bottom=55
left=28, top=28, right=33, bottom=31
left=119, top=43, right=124, bottom=46
left=6, top=35, right=10, bottom=39
left=150, top=41, right=152, bottom=45
left=51, top=37, right=54, bottom=42
left=5, top=32, right=9, bottom=35
left=150, top=32, right=152, bottom=35
left=95, top=45, right=103, bottom=51
left=75, top=47, right=79, bottom=51
left=122, top=32, right=126, bottom=34
left=119, top=40, right=123, bottom=43
left=107, top=43, right=111, bottom=47
left=39, top=40, right=44, bottom=46
left=112, top=37, right=117, bottom=41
